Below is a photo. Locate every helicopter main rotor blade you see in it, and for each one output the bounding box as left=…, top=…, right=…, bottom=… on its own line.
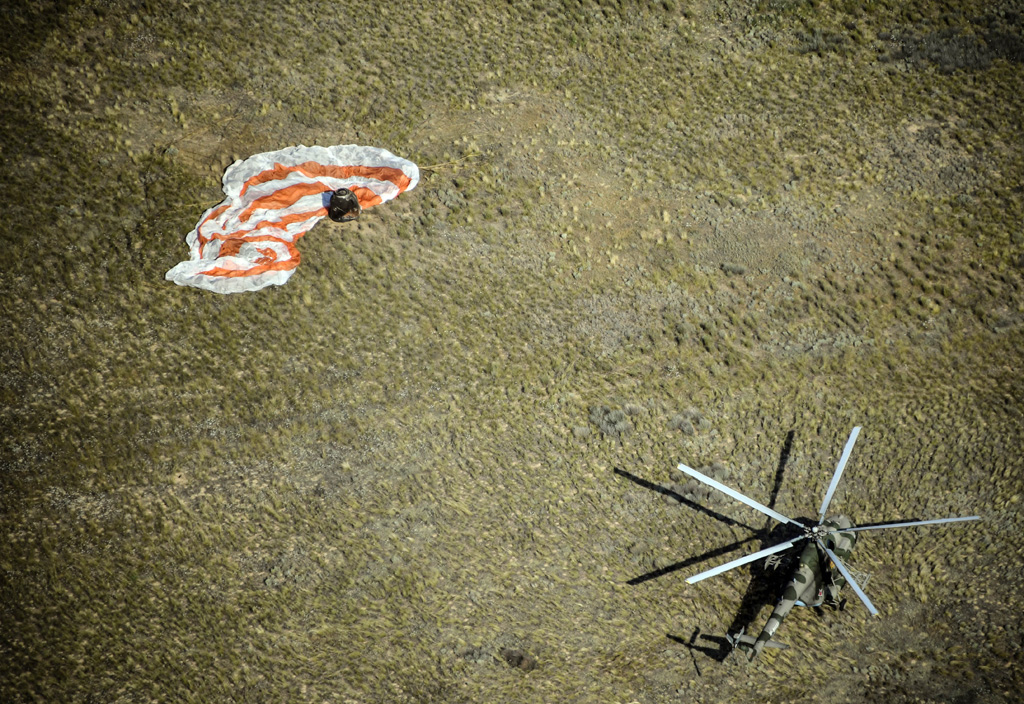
left=817, top=539, right=879, bottom=616
left=817, top=426, right=861, bottom=524
left=676, top=464, right=802, bottom=527
left=686, top=538, right=801, bottom=584
left=837, top=515, right=981, bottom=533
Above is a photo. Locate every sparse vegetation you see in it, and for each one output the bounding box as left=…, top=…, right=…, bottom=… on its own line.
left=590, top=405, right=634, bottom=437
left=1, top=0, right=1023, bottom=702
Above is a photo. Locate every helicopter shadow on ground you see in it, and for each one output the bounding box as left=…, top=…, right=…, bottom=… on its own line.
left=724, top=430, right=810, bottom=645
left=666, top=629, right=732, bottom=675
left=616, top=430, right=805, bottom=664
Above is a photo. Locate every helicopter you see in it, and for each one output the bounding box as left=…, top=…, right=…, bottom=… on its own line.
left=677, top=426, right=980, bottom=660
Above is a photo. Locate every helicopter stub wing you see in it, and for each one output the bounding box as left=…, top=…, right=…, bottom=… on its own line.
left=818, top=539, right=879, bottom=616
left=685, top=538, right=801, bottom=584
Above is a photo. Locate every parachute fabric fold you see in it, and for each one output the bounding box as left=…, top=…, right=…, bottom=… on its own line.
left=165, top=144, right=419, bottom=293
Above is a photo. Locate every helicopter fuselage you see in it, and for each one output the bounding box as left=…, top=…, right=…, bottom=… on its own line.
left=745, top=515, right=858, bottom=658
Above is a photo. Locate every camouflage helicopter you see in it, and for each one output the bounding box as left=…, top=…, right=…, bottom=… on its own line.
left=678, top=427, right=979, bottom=660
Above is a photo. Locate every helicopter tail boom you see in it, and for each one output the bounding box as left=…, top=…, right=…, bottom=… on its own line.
left=728, top=631, right=788, bottom=651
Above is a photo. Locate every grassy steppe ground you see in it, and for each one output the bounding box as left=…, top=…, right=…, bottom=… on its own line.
left=2, top=0, right=1023, bottom=702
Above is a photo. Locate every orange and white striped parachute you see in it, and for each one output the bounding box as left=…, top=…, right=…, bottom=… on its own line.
left=166, top=144, right=419, bottom=293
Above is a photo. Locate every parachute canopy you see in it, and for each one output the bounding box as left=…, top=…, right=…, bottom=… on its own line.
left=166, top=144, right=419, bottom=293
